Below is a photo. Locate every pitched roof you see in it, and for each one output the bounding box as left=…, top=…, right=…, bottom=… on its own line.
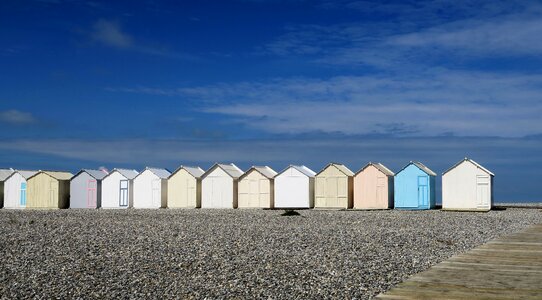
left=356, top=162, right=395, bottom=176
left=143, top=167, right=171, bottom=179
left=443, top=158, right=494, bottom=176
left=28, top=170, right=74, bottom=181
left=169, top=165, right=205, bottom=179
left=17, top=170, right=39, bottom=179
left=104, top=168, right=139, bottom=180
left=397, top=161, right=437, bottom=176
left=317, top=163, right=354, bottom=176
left=277, top=165, right=316, bottom=177
left=0, top=168, right=14, bottom=181
left=74, top=169, right=109, bottom=180
left=203, top=163, right=244, bottom=179
left=240, top=166, right=277, bottom=180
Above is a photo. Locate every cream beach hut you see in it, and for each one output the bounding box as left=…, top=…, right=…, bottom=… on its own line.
left=314, top=163, right=354, bottom=209
left=354, top=162, right=394, bottom=209
left=201, top=163, right=243, bottom=209
left=274, top=165, right=316, bottom=209
left=70, top=169, right=109, bottom=209
left=238, top=166, right=277, bottom=208
left=167, top=166, right=204, bottom=208
left=3, top=170, right=38, bottom=209
left=0, top=168, right=15, bottom=207
left=26, top=171, right=73, bottom=209
left=133, top=167, right=171, bottom=209
left=442, top=158, right=494, bottom=211
left=101, top=168, right=139, bottom=209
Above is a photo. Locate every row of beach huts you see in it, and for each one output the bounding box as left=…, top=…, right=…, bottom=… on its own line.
left=0, top=158, right=494, bottom=211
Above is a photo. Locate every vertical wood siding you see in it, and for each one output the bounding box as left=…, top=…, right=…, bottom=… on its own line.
left=354, top=165, right=393, bottom=209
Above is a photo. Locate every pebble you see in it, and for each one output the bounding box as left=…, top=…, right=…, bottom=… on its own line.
left=0, top=208, right=540, bottom=299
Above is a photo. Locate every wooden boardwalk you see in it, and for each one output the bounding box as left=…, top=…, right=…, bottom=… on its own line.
left=377, top=223, right=542, bottom=299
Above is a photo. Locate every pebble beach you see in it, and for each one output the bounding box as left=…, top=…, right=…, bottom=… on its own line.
left=0, top=208, right=540, bottom=299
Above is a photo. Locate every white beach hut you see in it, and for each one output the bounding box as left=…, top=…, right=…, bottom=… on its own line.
left=70, top=169, right=109, bottom=209
left=4, top=170, right=35, bottom=209
left=442, top=158, right=494, bottom=211
left=201, top=163, right=243, bottom=209
left=274, top=165, right=316, bottom=209
left=238, top=166, right=277, bottom=208
left=101, top=168, right=139, bottom=209
left=133, top=167, right=171, bottom=209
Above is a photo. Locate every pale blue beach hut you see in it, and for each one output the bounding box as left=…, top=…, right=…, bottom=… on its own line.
left=394, top=161, right=436, bottom=210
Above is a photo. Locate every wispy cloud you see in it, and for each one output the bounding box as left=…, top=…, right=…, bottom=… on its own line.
left=390, top=17, right=542, bottom=56
left=0, top=110, right=37, bottom=125
left=117, top=71, right=542, bottom=138
left=89, top=19, right=199, bottom=60
left=259, top=2, right=542, bottom=67
left=91, top=19, right=133, bottom=48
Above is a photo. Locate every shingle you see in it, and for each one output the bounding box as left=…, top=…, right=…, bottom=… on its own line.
left=0, top=168, right=14, bottom=181
left=146, top=167, right=171, bottom=179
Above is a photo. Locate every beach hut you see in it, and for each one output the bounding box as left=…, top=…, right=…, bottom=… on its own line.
left=274, top=165, right=316, bottom=209
left=201, top=163, right=243, bottom=208
left=238, top=166, right=277, bottom=208
left=3, top=170, right=38, bottom=209
left=0, top=168, right=15, bottom=207
left=314, top=163, right=354, bottom=209
left=133, top=167, right=171, bottom=209
left=354, top=162, right=394, bottom=209
left=167, top=166, right=204, bottom=208
left=442, top=158, right=494, bottom=211
left=101, top=168, right=139, bottom=209
left=70, top=169, right=109, bottom=209
left=394, top=161, right=436, bottom=210
left=26, top=171, right=73, bottom=209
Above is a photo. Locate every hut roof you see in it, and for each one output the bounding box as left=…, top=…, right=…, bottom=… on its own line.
left=0, top=168, right=14, bottom=181
left=17, top=170, right=39, bottom=179
left=277, top=165, right=316, bottom=178
left=355, top=162, right=394, bottom=176
left=397, top=161, right=437, bottom=176
left=240, top=166, right=277, bottom=180
left=104, top=168, right=139, bottom=180
left=169, top=165, right=205, bottom=179
left=74, top=169, right=109, bottom=180
left=28, top=170, right=74, bottom=181
left=203, top=163, right=244, bottom=179
left=143, top=167, right=171, bottom=179
left=443, top=157, right=494, bottom=176
left=316, top=163, right=354, bottom=176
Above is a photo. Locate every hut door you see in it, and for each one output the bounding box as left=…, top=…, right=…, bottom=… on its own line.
left=186, top=178, right=194, bottom=207
left=20, top=182, right=27, bottom=206
left=210, top=177, right=221, bottom=207
left=476, top=175, right=490, bottom=207
left=417, top=176, right=428, bottom=207
left=50, top=181, right=57, bottom=207
left=152, top=179, right=161, bottom=207
left=119, top=180, right=128, bottom=207
left=249, top=179, right=259, bottom=207
left=259, top=179, right=268, bottom=207
left=326, top=177, right=338, bottom=207
left=376, top=176, right=385, bottom=206
left=87, top=179, right=97, bottom=208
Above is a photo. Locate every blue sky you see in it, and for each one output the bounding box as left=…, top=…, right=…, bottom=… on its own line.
left=1, top=0, right=542, bottom=202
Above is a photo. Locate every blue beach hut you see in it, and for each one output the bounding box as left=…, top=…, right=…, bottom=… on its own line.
left=394, top=161, right=436, bottom=210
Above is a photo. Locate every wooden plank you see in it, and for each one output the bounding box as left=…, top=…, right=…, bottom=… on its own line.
left=377, top=223, right=542, bottom=299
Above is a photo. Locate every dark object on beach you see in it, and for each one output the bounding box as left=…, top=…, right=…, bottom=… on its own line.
left=281, top=209, right=301, bottom=216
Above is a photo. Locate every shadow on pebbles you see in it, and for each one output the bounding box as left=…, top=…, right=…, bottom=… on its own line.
left=0, top=208, right=540, bottom=299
